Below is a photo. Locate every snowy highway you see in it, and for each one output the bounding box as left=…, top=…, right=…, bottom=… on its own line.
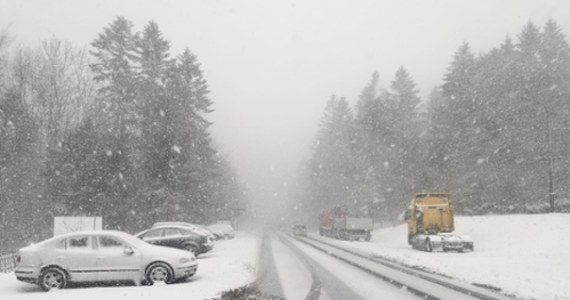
left=260, top=231, right=418, bottom=300
left=297, top=233, right=516, bottom=300
left=258, top=230, right=522, bottom=300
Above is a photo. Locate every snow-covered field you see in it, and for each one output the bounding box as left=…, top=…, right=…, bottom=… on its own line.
left=319, top=213, right=570, bottom=300
left=0, top=232, right=260, bottom=300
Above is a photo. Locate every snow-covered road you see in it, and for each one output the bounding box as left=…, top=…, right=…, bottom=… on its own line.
left=264, top=232, right=419, bottom=300
left=0, top=232, right=260, bottom=300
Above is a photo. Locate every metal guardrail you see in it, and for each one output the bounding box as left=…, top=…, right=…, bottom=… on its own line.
left=0, top=252, right=17, bottom=273
left=293, top=233, right=516, bottom=300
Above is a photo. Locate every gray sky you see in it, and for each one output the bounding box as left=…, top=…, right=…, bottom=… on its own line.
left=1, top=0, right=570, bottom=214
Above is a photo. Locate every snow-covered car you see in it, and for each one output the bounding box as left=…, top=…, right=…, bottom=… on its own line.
left=411, top=233, right=474, bottom=252
left=136, top=225, right=214, bottom=255
left=207, top=223, right=236, bottom=239
left=14, top=230, right=198, bottom=291
left=152, top=221, right=217, bottom=242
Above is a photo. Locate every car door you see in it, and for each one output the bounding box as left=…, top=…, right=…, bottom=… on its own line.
left=94, top=235, right=142, bottom=282
left=62, top=235, right=99, bottom=282
left=161, top=228, right=185, bottom=249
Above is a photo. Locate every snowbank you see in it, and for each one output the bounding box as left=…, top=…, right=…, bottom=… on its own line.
left=0, top=231, right=260, bottom=300
left=323, top=213, right=570, bottom=300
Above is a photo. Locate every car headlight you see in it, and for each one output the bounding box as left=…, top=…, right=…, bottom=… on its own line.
left=180, top=257, right=191, bottom=263
left=180, top=255, right=197, bottom=263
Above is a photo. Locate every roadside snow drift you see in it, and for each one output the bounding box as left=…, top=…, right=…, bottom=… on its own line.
left=321, top=213, right=570, bottom=300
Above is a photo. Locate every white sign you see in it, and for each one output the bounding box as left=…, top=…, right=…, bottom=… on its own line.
left=53, top=216, right=102, bottom=236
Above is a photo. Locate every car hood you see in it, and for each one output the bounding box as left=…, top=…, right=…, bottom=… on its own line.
left=137, top=242, right=196, bottom=261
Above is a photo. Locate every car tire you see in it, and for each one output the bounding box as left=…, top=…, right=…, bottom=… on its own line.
left=39, top=267, right=67, bottom=291
left=145, top=262, right=173, bottom=285
left=183, top=244, right=199, bottom=255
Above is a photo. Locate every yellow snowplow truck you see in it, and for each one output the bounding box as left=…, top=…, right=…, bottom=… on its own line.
left=405, top=193, right=473, bottom=252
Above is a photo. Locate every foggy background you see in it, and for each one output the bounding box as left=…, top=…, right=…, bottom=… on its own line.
left=2, top=0, right=570, bottom=223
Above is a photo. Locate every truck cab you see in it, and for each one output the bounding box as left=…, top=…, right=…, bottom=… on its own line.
left=405, top=193, right=472, bottom=252
left=406, top=193, right=454, bottom=244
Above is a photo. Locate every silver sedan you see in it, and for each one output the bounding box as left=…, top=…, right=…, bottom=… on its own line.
left=14, top=230, right=198, bottom=291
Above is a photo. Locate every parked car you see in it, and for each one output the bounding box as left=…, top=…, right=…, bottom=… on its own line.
left=293, top=225, right=308, bottom=236
left=14, top=230, right=198, bottom=291
left=152, top=221, right=217, bottom=242
left=207, top=223, right=236, bottom=239
left=136, top=225, right=214, bottom=255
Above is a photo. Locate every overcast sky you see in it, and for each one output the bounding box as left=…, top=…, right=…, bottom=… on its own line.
left=1, top=0, right=570, bottom=213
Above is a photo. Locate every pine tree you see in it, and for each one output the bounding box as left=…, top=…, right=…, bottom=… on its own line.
left=0, top=89, right=41, bottom=246
left=160, top=48, right=215, bottom=221
left=89, top=16, right=140, bottom=229
left=538, top=20, right=570, bottom=211
left=390, top=67, right=420, bottom=114
left=307, top=95, right=363, bottom=214
left=386, top=66, right=422, bottom=212
left=354, top=72, right=383, bottom=166
left=353, top=73, right=386, bottom=219
left=136, top=21, right=173, bottom=186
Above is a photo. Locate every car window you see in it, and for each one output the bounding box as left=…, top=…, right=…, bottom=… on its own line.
left=68, top=236, right=91, bottom=250
left=99, top=236, right=124, bottom=248
left=179, top=228, right=195, bottom=236
left=163, top=228, right=182, bottom=237
left=142, top=229, right=162, bottom=238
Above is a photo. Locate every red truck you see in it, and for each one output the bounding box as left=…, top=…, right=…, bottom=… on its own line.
left=319, top=206, right=373, bottom=241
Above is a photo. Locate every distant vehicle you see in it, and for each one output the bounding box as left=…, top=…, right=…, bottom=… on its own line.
left=405, top=193, right=474, bottom=252
left=152, top=221, right=217, bottom=242
left=14, top=230, right=198, bottom=291
left=136, top=225, right=214, bottom=255
left=292, top=225, right=307, bottom=236
left=207, top=223, right=236, bottom=239
left=319, top=206, right=373, bottom=241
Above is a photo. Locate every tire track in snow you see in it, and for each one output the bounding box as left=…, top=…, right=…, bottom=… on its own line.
left=256, top=231, right=286, bottom=298
left=276, top=232, right=368, bottom=300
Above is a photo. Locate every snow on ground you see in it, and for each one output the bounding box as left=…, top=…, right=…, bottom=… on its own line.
left=0, top=231, right=260, bottom=300
left=316, top=213, right=570, bottom=300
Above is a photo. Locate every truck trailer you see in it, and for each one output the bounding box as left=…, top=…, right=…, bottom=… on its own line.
left=319, top=206, right=372, bottom=241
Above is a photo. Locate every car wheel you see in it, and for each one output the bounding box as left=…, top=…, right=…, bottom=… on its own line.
left=145, top=262, right=173, bottom=285
left=39, top=267, right=67, bottom=291
left=184, top=244, right=199, bottom=255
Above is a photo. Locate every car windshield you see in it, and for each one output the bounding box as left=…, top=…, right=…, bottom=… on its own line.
left=110, top=232, right=151, bottom=248
left=1, top=2, right=569, bottom=300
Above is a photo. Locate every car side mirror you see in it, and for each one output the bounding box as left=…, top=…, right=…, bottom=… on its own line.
left=123, top=247, right=135, bottom=256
